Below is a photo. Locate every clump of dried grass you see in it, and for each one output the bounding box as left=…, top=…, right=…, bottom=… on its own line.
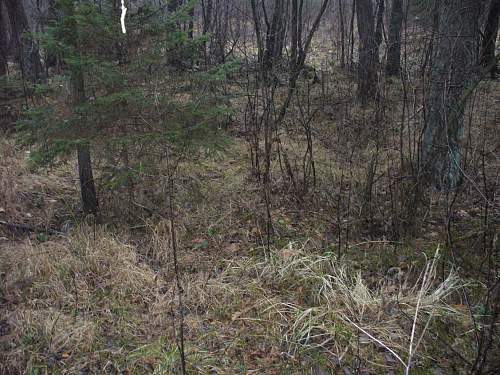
left=0, top=227, right=163, bottom=373
left=229, top=242, right=463, bottom=371
left=0, top=140, right=26, bottom=221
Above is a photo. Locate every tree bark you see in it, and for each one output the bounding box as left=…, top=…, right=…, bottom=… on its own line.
left=386, top=0, right=403, bottom=76
left=422, top=0, right=480, bottom=190
left=356, top=0, right=379, bottom=103
left=65, top=1, right=99, bottom=215
left=263, top=0, right=286, bottom=71
left=338, top=0, right=346, bottom=68
left=77, top=144, right=99, bottom=216
left=4, top=0, right=43, bottom=81
left=374, top=0, right=385, bottom=49
left=480, top=0, right=500, bottom=78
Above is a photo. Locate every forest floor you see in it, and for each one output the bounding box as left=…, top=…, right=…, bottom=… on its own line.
left=0, top=70, right=499, bottom=374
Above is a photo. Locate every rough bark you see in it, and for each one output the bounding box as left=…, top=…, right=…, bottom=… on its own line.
left=386, top=0, right=403, bottom=76
left=480, top=0, right=500, bottom=78
left=422, top=0, right=480, bottom=190
left=356, top=0, right=379, bottom=102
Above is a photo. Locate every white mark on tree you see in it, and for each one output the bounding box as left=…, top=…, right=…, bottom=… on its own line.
left=120, top=0, right=127, bottom=34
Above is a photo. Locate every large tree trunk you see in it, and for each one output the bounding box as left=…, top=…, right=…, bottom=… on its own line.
left=421, top=0, right=480, bottom=190
left=480, top=0, right=500, bottom=78
left=4, top=0, right=43, bottom=81
left=356, top=0, right=379, bottom=103
left=386, top=0, right=403, bottom=76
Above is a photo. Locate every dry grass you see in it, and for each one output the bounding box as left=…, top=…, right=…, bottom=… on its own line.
left=1, top=65, right=498, bottom=374
left=0, top=125, right=485, bottom=374
left=0, top=138, right=77, bottom=230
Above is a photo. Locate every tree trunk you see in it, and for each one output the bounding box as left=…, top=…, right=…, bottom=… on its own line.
left=348, top=0, right=356, bottom=69
left=356, top=0, right=379, bottom=103
left=263, top=0, right=286, bottom=71
left=422, top=0, right=480, bottom=190
left=386, top=0, right=403, bottom=76
left=201, top=0, right=213, bottom=64
left=4, top=0, right=42, bottom=81
left=0, top=1, right=8, bottom=76
left=290, top=0, right=299, bottom=69
left=480, top=0, right=500, bottom=78
left=374, top=0, right=385, bottom=49
left=77, top=144, right=99, bottom=216
left=338, top=0, right=346, bottom=68
left=65, top=1, right=99, bottom=215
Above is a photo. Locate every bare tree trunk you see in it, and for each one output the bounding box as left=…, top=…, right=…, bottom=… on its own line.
left=356, top=0, right=379, bottom=102
left=480, top=0, right=500, bottom=78
left=0, top=1, right=8, bottom=76
left=422, top=0, right=480, bottom=190
left=348, top=0, right=356, bottom=69
left=386, top=0, right=403, bottom=76
left=4, top=0, right=42, bottom=81
left=263, top=0, right=286, bottom=71
left=338, top=0, right=346, bottom=68
left=290, top=0, right=299, bottom=69
left=374, top=0, right=385, bottom=49
left=77, top=144, right=99, bottom=216
left=64, top=1, right=99, bottom=215
left=201, top=0, right=213, bottom=64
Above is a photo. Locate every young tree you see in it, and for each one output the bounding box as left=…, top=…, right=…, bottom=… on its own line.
left=421, top=0, right=481, bottom=190
left=63, top=0, right=98, bottom=215
left=356, top=0, right=379, bottom=102
left=386, top=0, right=404, bottom=76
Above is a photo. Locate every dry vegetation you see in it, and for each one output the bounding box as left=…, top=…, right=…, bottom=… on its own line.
left=1, top=69, right=498, bottom=373
left=0, top=2, right=499, bottom=371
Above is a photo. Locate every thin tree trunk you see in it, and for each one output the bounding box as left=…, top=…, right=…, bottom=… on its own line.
left=338, top=0, right=346, bottom=68
left=201, top=0, right=213, bottom=64
left=77, top=144, right=99, bottom=216
left=480, top=0, right=500, bottom=78
left=71, top=67, right=98, bottom=215
left=386, top=0, right=403, bottom=76
left=356, top=0, right=378, bottom=103
left=422, top=0, right=480, bottom=190
left=291, top=0, right=299, bottom=69
left=348, top=0, right=356, bottom=69
left=65, top=2, right=99, bottom=215
left=374, top=0, right=385, bottom=49
left=0, top=0, right=8, bottom=76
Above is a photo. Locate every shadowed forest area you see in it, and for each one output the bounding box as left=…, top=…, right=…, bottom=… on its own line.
left=0, top=0, right=499, bottom=374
